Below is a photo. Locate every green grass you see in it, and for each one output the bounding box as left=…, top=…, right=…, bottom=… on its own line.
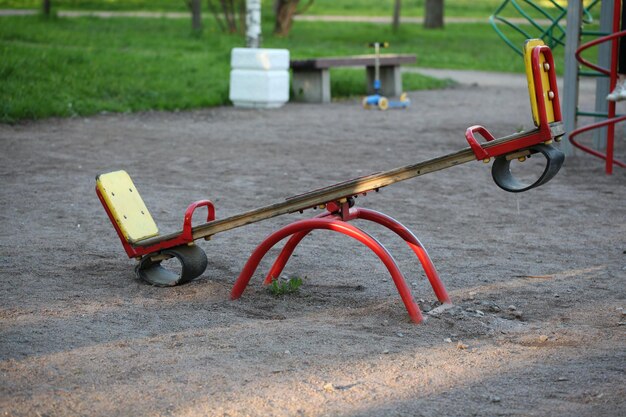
left=1, top=14, right=579, bottom=122
left=0, top=0, right=599, bottom=19
left=0, top=16, right=236, bottom=122
left=0, top=0, right=189, bottom=11
left=271, top=19, right=570, bottom=72
left=330, top=69, right=454, bottom=98
left=303, top=0, right=546, bottom=18
left=4, top=0, right=488, bottom=14
left=268, top=276, right=303, bottom=296
left=306, top=0, right=601, bottom=20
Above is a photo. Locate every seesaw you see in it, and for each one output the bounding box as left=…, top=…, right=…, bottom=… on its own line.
left=96, top=40, right=564, bottom=323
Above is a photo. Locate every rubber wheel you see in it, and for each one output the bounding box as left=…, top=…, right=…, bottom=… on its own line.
left=135, top=244, right=208, bottom=286
left=362, top=97, right=370, bottom=109
left=378, top=97, right=389, bottom=111
left=491, top=144, right=565, bottom=193
left=399, top=93, right=408, bottom=102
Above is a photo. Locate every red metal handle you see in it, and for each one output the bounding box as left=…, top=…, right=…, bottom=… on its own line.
left=465, top=125, right=497, bottom=161
left=182, top=200, right=215, bottom=241
left=532, top=45, right=562, bottom=126
left=464, top=45, right=561, bottom=164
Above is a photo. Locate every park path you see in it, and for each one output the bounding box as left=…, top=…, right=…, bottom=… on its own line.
left=406, top=67, right=601, bottom=95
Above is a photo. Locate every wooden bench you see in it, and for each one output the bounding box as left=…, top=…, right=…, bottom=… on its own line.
left=290, top=54, right=416, bottom=103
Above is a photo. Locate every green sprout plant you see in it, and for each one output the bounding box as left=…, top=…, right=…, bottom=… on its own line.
left=268, top=276, right=304, bottom=296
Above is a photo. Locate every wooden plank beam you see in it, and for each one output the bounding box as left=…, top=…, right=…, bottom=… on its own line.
left=136, top=122, right=563, bottom=247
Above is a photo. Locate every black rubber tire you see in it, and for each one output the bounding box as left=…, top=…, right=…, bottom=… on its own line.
left=491, top=144, right=565, bottom=193
left=135, top=244, right=208, bottom=286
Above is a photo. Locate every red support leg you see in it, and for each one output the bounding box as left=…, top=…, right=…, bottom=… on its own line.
left=263, top=229, right=311, bottom=284
left=263, top=212, right=335, bottom=285
left=264, top=208, right=451, bottom=305
left=231, top=218, right=424, bottom=323
left=354, top=208, right=451, bottom=304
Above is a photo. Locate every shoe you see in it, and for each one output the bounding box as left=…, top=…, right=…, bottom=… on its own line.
left=607, top=79, right=626, bottom=102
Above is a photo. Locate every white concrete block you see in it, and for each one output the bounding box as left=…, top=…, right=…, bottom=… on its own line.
left=229, top=69, right=289, bottom=108
left=229, top=48, right=290, bottom=109
left=230, top=48, right=289, bottom=71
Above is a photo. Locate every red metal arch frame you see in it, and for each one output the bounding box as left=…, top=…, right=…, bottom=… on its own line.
left=262, top=208, right=450, bottom=305
left=569, top=0, right=625, bottom=174
left=569, top=115, right=626, bottom=169
left=230, top=207, right=451, bottom=323
left=570, top=30, right=626, bottom=172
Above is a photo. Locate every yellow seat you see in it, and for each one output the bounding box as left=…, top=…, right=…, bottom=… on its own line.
left=96, top=170, right=159, bottom=244
left=523, top=39, right=557, bottom=127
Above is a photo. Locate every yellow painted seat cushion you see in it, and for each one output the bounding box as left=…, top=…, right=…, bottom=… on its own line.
left=96, top=170, right=159, bottom=243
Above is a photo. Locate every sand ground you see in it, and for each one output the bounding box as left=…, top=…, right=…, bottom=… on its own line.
left=1, top=71, right=625, bottom=416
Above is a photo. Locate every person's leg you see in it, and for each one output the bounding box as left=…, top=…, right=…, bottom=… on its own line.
left=617, top=0, right=626, bottom=76
left=607, top=0, right=626, bottom=101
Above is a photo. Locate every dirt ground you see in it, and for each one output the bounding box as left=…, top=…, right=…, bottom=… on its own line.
left=1, top=71, right=625, bottom=417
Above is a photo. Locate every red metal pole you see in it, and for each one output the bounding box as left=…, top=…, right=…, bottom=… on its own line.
left=230, top=218, right=424, bottom=323
left=263, top=212, right=334, bottom=285
left=264, top=208, right=451, bottom=305
left=263, top=229, right=311, bottom=284
left=606, top=0, right=622, bottom=174
left=355, top=208, right=451, bottom=304
left=571, top=28, right=626, bottom=170
left=569, top=115, right=626, bottom=167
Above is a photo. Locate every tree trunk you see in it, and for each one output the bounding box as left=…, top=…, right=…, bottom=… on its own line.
left=206, top=0, right=245, bottom=33
left=246, top=0, right=261, bottom=48
left=274, top=0, right=299, bottom=36
left=392, top=0, right=401, bottom=33
left=424, top=0, right=444, bottom=29
left=42, top=0, right=51, bottom=17
left=206, top=0, right=226, bottom=31
left=223, top=0, right=238, bottom=32
left=190, top=0, right=202, bottom=33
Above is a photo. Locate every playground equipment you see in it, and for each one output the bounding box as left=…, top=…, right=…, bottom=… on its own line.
left=492, top=0, right=624, bottom=174
left=490, top=0, right=597, bottom=56
left=563, top=0, right=625, bottom=174
left=97, top=41, right=564, bottom=324
left=362, top=42, right=411, bottom=110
